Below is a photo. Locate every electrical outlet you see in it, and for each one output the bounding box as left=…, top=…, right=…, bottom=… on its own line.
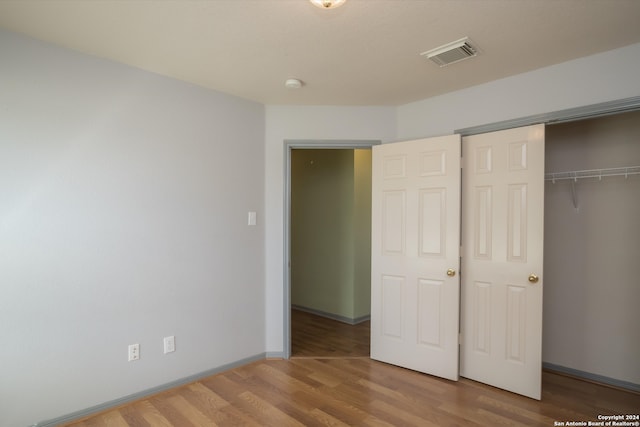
left=163, top=336, right=175, bottom=354
left=128, top=343, right=140, bottom=361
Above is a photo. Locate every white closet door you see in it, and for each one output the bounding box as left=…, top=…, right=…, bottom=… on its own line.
left=371, top=135, right=461, bottom=380
left=461, top=124, right=545, bottom=399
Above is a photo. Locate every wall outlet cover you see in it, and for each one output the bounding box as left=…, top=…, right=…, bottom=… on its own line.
left=128, top=343, right=140, bottom=361
left=163, top=336, right=175, bottom=354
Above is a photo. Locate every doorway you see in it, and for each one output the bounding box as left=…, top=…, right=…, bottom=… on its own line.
left=284, top=141, right=378, bottom=359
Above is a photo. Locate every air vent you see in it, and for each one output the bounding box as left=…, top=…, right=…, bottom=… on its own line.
left=421, top=37, right=478, bottom=67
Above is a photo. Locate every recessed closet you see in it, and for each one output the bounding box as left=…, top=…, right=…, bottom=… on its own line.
left=543, top=110, right=640, bottom=390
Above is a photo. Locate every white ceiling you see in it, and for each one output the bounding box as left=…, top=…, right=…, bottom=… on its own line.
left=1, top=0, right=640, bottom=106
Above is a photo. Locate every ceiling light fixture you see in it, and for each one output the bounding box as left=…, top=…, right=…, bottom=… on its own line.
left=309, top=0, right=347, bottom=9
left=285, top=78, right=303, bottom=89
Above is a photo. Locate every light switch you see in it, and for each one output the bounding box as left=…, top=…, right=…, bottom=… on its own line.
left=248, top=211, right=257, bottom=226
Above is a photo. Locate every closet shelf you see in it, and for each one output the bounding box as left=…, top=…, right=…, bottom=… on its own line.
left=545, top=166, right=640, bottom=183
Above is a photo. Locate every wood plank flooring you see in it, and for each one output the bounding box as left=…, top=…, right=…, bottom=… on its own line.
left=63, top=311, right=639, bottom=426
left=291, top=309, right=370, bottom=358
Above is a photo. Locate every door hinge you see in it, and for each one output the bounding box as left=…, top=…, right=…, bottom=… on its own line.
left=458, top=333, right=463, bottom=345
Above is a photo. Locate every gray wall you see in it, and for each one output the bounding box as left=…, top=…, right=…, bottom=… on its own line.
left=0, top=31, right=265, bottom=427
left=396, top=43, right=640, bottom=140
left=543, top=111, right=640, bottom=385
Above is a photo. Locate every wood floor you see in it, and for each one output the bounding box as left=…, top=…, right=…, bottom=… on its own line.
left=64, top=311, right=639, bottom=426
left=291, top=309, right=370, bottom=358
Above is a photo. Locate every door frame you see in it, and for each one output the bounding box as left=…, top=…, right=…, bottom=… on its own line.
left=279, top=95, right=640, bottom=360
left=283, top=139, right=380, bottom=359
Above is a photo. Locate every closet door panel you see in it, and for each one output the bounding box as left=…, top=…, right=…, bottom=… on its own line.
left=473, top=186, right=493, bottom=259
left=461, top=124, right=545, bottom=400
left=371, top=134, right=461, bottom=381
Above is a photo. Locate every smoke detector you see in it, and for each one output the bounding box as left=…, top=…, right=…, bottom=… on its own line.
left=421, top=37, right=478, bottom=67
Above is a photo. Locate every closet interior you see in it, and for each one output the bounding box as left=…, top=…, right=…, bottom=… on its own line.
left=542, top=110, right=640, bottom=391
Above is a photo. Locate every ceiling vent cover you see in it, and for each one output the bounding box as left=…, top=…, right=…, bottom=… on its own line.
left=421, top=37, right=478, bottom=67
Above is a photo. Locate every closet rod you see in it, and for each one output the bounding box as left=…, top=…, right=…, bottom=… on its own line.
left=545, top=166, right=640, bottom=183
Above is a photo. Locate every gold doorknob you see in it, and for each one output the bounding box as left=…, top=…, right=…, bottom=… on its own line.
left=447, top=269, right=456, bottom=277
left=528, top=274, right=539, bottom=284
